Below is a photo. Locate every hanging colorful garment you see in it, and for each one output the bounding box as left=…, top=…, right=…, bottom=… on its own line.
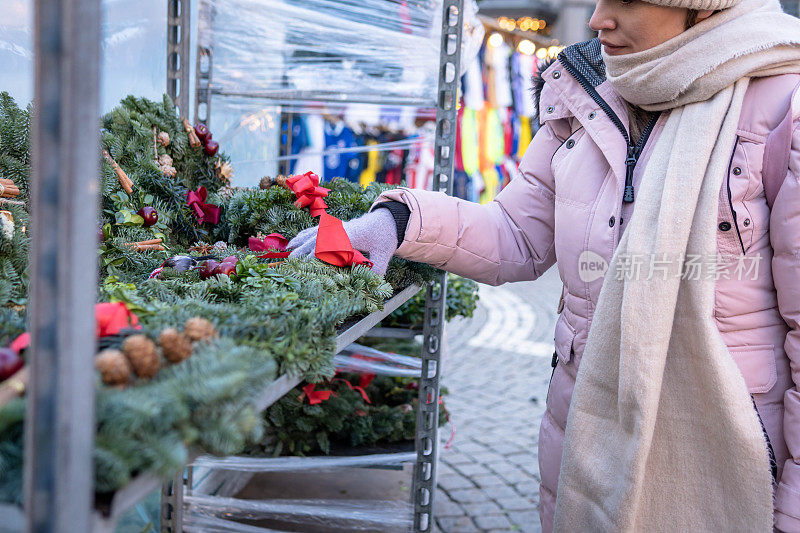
left=460, top=107, right=480, bottom=177
left=517, top=116, right=532, bottom=159
left=359, top=139, right=379, bottom=188
left=479, top=166, right=500, bottom=204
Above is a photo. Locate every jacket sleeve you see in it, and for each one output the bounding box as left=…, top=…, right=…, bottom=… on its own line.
left=369, top=119, right=562, bottom=286
left=770, top=118, right=800, bottom=533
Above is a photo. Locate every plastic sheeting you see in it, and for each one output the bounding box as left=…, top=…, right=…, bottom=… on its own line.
left=198, top=0, right=442, bottom=105
left=184, top=495, right=414, bottom=532
left=335, top=343, right=422, bottom=377
left=192, top=451, right=417, bottom=472
left=187, top=452, right=417, bottom=531
left=0, top=0, right=170, bottom=111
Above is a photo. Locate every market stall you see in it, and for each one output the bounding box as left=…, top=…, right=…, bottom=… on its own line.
left=0, top=0, right=476, bottom=531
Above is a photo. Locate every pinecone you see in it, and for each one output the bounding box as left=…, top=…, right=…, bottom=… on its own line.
left=157, top=131, right=170, bottom=147
left=159, top=328, right=193, bottom=363
left=161, top=165, right=178, bottom=178
left=95, top=349, right=132, bottom=386
left=259, top=176, right=272, bottom=189
left=122, top=334, right=161, bottom=379
left=158, top=154, right=174, bottom=167
left=184, top=317, right=218, bottom=342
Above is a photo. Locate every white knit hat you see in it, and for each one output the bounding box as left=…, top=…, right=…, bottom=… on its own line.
left=641, top=0, right=738, bottom=10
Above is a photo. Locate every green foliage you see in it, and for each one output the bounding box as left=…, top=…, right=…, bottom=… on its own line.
left=0, top=93, right=459, bottom=503
left=99, top=94, right=230, bottom=246
left=253, top=374, right=449, bottom=457
left=383, top=274, right=480, bottom=328
left=0, top=92, right=30, bottom=198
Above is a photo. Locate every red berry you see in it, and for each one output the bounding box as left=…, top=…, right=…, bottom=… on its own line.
left=199, top=259, right=219, bottom=280
left=0, top=348, right=23, bottom=381
left=194, top=123, right=210, bottom=143
left=213, top=262, right=237, bottom=277
left=204, top=140, right=219, bottom=157
left=137, top=206, right=158, bottom=227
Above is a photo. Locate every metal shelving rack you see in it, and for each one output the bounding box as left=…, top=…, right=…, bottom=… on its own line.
left=162, top=1, right=464, bottom=530
left=15, top=0, right=463, bottom=531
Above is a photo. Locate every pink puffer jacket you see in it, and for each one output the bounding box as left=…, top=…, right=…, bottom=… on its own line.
left=373, top=39, right=800, bottom=532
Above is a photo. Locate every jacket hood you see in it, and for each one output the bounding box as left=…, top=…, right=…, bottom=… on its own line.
left=532, top=38, right=606, bottom=121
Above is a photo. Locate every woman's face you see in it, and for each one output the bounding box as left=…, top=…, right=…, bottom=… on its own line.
left=589, top=0, right=708, bottom=55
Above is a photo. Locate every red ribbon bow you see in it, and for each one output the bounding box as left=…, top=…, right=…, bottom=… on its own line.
left=248, top=233, right=291, bottom=259
left=286, top=172, right=329, bottom=217
left=6, top=303, right=141, bottom=354
left=186, top=186, right=221, bottom=225
left=333, top=377, right=371, bottom=404
left=96, top=302, right=141, bottom=337
left=314, top=213, right=373, bottom=268
left=300, top=383, right=334, bottom=405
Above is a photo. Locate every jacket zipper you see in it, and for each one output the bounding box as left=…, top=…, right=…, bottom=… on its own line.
left=725, top=136, right=747, bottom=255
left=558, top=56, right=660, bottom=205
left=752, top=396, right=778, bottom=482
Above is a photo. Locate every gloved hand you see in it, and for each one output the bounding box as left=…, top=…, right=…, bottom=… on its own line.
left=287, top=207, right=399, bottom=275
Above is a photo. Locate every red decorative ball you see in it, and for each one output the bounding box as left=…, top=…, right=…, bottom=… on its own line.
left=221, top=255, right=238, bottom=265
left=204, top=140, right=219, bottom=157
left=199, top=259, right=220, bottom=280
left=0, top=348, right=24, bottom=381
left=194, top=123, right=210, bottom=143
left=137, top=206, right=158, bottom=227
left=213, top=262, right=237, bottom=277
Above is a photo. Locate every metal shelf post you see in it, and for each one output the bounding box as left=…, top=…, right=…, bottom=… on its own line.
left=24, top=0, right=102, bottom=530
left=167, top=0, right=192, bottom=117
left=413, top=1, right=464, bottom=531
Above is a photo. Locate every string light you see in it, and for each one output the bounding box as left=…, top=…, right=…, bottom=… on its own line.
left=518, top=40, right=536, bottom=55
left=488, top=32, right=504, bottom=48
left=536, top=47, right=547, bottom=59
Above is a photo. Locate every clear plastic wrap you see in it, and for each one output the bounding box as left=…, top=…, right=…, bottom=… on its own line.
left=334, top=343, right=422, bottom=377
left=186, top=453, right=417, bottom=531
left=0, top=0, right=168, bottom=111
left=184, top=495, right=413, bottom=532
left=192, top=451, right=417, bottom=472
left=198, top=0, right=443, bottom=105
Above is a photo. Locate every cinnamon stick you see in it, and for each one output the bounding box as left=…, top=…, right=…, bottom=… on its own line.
left=124, top=238, right=163, bottom=247
left=152, top=125, right=159, bottom=162
left=0, top=178, right=20, bottom=198
left=102, top=150, right=134, bottom=194
left=182, top=118, right=202, bottom=148
left=132, top=243, right=166, bottom=252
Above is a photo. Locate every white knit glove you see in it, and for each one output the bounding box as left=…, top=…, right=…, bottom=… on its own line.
left=287, top=208, right=399, bottom=275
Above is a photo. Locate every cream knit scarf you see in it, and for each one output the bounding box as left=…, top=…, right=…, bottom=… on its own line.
left=553, top=0, right=800, bottom=531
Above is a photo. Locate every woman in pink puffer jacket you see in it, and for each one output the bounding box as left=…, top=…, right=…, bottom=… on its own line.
left=290, top=0, right=800, bottom=529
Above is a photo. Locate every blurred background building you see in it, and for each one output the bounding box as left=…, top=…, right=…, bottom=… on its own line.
left=477, top=0, right=799, bottom=46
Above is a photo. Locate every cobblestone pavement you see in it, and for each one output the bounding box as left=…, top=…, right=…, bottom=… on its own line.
left=434, top=267, right=562, bottom=533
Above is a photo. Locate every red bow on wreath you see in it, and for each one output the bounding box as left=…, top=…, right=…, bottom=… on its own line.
left=186, top=186, right=221, bottom=225
left=96, top=302, right=141, bottom=337
left=248, top=233, right=291, bottom=259
left=286, top=172, right=329, bottom=217
left=314, top=213, right=373, bottom=268
left=300, top=383, right=334, bottom=405
left=333, top=377, right=371, bottom=404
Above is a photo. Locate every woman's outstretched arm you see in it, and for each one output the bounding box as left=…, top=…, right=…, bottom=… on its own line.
left=371, top=121, right=562, bottom=286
